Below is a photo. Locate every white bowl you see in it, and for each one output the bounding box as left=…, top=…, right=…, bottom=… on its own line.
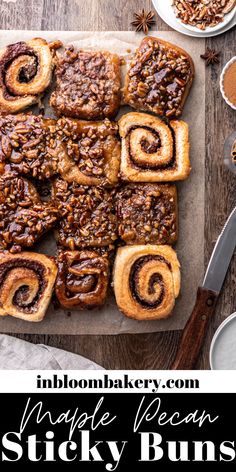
left=152, top=0, right=236, bottom=38
left=220, top=56, right=236, bottom=111
left=175, top=5, right=236, bottom=34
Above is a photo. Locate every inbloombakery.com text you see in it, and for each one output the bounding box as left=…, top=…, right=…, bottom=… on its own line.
left=36, top=374, right=199, bottom=392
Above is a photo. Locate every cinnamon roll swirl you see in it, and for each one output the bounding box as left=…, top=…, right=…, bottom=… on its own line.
left=0, top=252, right=57, bottom=322
left=56, top=250, right=110, bottom=309
left=113, top=245, right=180, bottom=320
left=119, top=112, right=190, bottom=182
left=0, top=38, right=61, bottom=113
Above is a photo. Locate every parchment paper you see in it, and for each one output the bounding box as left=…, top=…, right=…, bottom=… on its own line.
left=0, top=31, right=205, bottom=335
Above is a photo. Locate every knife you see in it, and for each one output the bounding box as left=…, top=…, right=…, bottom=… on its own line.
left=171, top=206, right=236, bottom=370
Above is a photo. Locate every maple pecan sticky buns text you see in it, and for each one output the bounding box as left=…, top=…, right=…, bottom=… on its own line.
left=56, top=250, right=110, bottom=309
left=113, top=245, right=181, bottom=320
left=0, top=38, right=62, bottom=113
left=123, top=37, right=194, bottom=118
left=119, top=112, right=190, bottom=182
left=0, top=251, right=57, bottom=322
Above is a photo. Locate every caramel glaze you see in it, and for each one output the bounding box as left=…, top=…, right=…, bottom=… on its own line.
left=0, top=175, right=59, bottom=253
left=0, top=114, right=58, bottom=180
left=124, top=37, right=194, bottom=118
left=0, top=114, right=120, bottom=185
left=52, top=179, right=118, bottom=249
left=56, top=250, right=110, bottom=309
left=129, top=255, right=171, bottom=309
left=50, top=47, right=121, bottom=120
left=116, top=183, right=178, bottom=245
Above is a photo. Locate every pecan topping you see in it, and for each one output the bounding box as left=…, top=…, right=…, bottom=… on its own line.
left=116, top=184, right=178, bottom=245
left=124, top=37, right=194, bottom=117
left=54, top=117, right=121, bottom=186
left=50, top=47, right=121, bottom=120
left=52, top=179, right=118, bottom=249
left=0, top=113, right=121, bottom=186
left=0, top=175, right=58, bottom=253
left=0, top=114, right=58, bottom=180
left=173, top=0, right=236, bottom=30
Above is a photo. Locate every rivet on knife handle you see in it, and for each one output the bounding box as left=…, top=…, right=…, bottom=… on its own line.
left=171, top=287, right=219, bottom=370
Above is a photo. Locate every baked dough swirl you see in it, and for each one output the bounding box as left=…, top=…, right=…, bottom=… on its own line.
left=55, top=250, right=110, bottom=309
left=0, top=252, right=57, bottom=322
left=0, top=38, right=61, bottom=113
left=113, top=245, right=180, bottom=320
left=119, top=112, right=190, bottom=182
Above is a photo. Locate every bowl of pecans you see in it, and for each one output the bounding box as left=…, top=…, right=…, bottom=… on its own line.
left=172, top=0, right=236, bottom=33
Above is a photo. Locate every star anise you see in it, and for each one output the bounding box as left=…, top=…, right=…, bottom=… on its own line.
left=200, top=48, right=221, bottom=66
left=131, top=9, right=156, bottom=35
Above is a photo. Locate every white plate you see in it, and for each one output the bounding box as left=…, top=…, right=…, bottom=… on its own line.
left=175, top=3, right=236, bottom=34
left=152, top=0, right=236, bottom=38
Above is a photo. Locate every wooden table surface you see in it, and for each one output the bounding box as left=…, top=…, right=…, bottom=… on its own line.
left=0, top=0, right=235, bottom=369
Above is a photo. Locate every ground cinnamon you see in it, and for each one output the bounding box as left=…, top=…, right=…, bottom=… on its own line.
left=223, top=61, right=236, bottom=107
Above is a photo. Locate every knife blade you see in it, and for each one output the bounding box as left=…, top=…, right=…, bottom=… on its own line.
left=171, top=206, right=236, bottom=370
left=203, top=206, right=236, bottom=293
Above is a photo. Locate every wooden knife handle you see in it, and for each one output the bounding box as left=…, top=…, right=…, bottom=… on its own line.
left=171, top=287, right=219, bottom=370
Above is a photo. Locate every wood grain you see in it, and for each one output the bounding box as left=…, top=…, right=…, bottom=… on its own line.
left=0, top=0, right=235, bottom=369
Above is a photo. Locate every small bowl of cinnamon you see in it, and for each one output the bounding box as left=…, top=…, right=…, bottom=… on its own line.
left=220, top=56, right=236, bottom=110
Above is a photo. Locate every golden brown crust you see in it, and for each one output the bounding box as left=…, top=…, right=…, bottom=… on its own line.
left=116, top=183, right=178, bottom=245
left=123, top=36, right=194, bottom=118
left=119, top=112, right=191, bottom=182
left=50, top=48, right=121, bottom=120
left=55, top=250, right=110, bottom=309
left=0, top=251, right=57, bottom=322
left=0, top=38, right=61, bottom=114
left=113, top=245, right=181, bottom=320
left=54, top=117, right=121, bottom=186
left=52, top=179, right=118, bottom=249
